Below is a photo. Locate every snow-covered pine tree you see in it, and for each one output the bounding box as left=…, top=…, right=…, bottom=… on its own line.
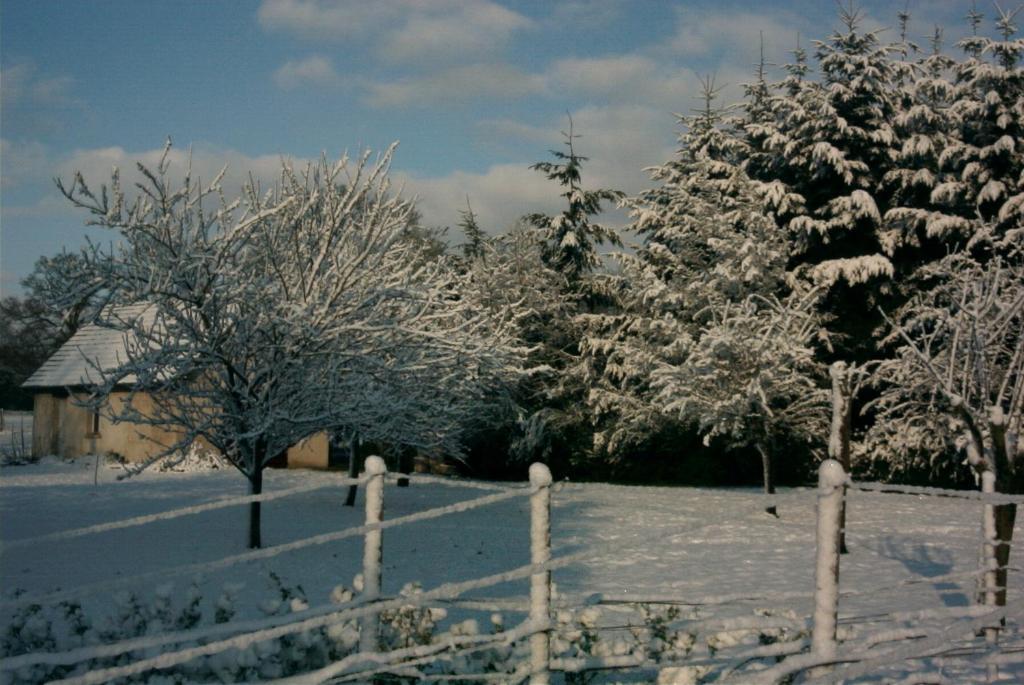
left=882, top=25, right=960, bottom=263
left=584, top=82, right=828, bottom=511
left=930, top=4, right=1024, bottom=254
left=753, top=6, right=904, bottom=361
left=511, top=118, right=624, bottom=471
left=57, top=143, right=525, bottom=548
left=581, top=77, right=748, bottom=468
left=525, top=115, right=623, bottom=294
left=458, top=196, right=488, bottom=262
left=741, top=37, right=812, bottom=239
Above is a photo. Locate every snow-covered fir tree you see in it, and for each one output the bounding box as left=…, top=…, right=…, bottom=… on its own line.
left=525, top=116, right=623, bottom=293
left=458, top=196, right=488, bottom=262
left=784, top=6, right=900, bottom=289
left=882, top=25, right=960, bottom=260
left=509, top=119, right=625, bottom=471
left=584, top=85, right=828, bottom=511
left=930, top=4, right=1024, bottom=253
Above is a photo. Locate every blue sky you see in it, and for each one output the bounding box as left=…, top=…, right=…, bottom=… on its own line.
left=0, top=1, right=980, bottom=294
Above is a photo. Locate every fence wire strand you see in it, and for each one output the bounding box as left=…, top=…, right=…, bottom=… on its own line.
left=7, top=468, right=1024, bottom=683
left=1, top=485, right=529, bottom=612
left=3, top=478, right=362, bottom=549
left=44, top=553, right=578, bottom=685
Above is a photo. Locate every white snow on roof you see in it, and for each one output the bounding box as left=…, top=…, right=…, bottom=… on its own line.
left=22, top=304, right=151, bottom=389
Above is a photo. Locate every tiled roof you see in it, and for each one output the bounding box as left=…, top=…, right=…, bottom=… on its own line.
left=22, top=304, right=152, bottom=389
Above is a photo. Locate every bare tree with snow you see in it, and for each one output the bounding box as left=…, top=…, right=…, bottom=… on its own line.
left=867, top=249, right=1024, bottom=604
left=58, top=142, right=524, bottom=548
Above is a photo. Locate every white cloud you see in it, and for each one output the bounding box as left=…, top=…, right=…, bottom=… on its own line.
left=383, top=1, right=532, bottom=66
left=1, top=62, right=76, bottom=108
left=397, top=163, right=559, bottom=236
left=360, top=54, right=705, bottom=111
left=0, top=139, right=51, bottom=189
left=272, top=55, right=341, bottom=89
left=258, top=0, right=532, bottom=66
left=363, top=63, right=546, bottom=107
left=667, top=7, right=804, bottom=63
left=547, top=55, right=697, bottom=109
left=406, top=104, right=678, bottom=235
left=54, top=144, right=298, bottom=201
left=3, top=142, right=303, bottom=220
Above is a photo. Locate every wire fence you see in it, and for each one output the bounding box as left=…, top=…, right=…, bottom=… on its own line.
left=2, top=458, right=1023, bottom=684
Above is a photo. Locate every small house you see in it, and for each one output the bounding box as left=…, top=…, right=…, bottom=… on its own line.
left=22, top=309, right=329, bottom=467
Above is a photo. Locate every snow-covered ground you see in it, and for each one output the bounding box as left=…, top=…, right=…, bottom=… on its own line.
left=1, top=457, right=1020, bottom=682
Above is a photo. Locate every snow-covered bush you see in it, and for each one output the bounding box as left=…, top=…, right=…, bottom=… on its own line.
left=378, top=582, right=445, bottom=651
left=2, top=574, right=367, bottom=683
left=154, top=445, right=226, bottom=473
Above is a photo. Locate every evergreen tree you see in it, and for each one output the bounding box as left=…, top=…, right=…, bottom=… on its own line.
left=510, top=117, right=624, bottom=472
left=458, top=196, right=488, bottom=262
left=787, top=6, right=900, bottom=286
left=883, top=25, right=960, bottom=259
left=525, top=115, right=624, bottom=291
left=583, top=84, right=828, bottom=509
left=931, top=4, right=1024, bottom=253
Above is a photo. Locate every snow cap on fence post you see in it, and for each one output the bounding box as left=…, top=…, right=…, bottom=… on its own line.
left=529, top=462, right=552, bottom=685
left=812, top=458, right=846, bottom=672
left=360, top=455, right=386, bottom=655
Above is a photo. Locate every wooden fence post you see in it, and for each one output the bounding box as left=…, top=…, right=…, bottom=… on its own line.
left=829, top=362, right=853, bottom=554
left=529, top=462, right=552, bottom=685
left=980, top=469, right=1000, bottom=682
left=812, top=459, right=846, bottom=674
left=360, top=455, right=386, bottom=655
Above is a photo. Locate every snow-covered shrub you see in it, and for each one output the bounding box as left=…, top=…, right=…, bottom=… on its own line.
left=155, top=445, right=226, bottom=473
left=2, top=580, right=206, bottom=684
left=379, top=582, right=444, bottom=651
left=0, top=574, right=365, bottom=684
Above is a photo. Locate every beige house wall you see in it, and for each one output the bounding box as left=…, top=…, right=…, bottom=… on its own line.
left=286, top=432, right=329, bottom=469
left=31, top=391, right=182, bottom=461
left=31, top=391, right=330, bottom=469
left=31, top=393, right=60, bottom=457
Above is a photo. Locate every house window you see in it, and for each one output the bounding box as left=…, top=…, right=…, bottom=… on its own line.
left=88, top=410, right=101, bottom=436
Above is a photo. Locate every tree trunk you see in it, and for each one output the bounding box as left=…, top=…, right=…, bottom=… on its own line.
left=990, top=412, right=1017, bottom=608
left=248, top=465, right=263, bottom=549
left=994, top=503, right=1016, bottom=607
left=973, top=414, right=1018, bottom=608
left=344, top=433, right=360, bottom=507
left=829, top=362, right=853, bottom=554
left=397, top=446, right=413, bottom=487
left=756, top=443, right=778, bottom=517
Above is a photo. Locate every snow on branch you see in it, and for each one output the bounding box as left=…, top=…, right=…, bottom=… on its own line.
left=55, top=142, right=527, bottom=488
